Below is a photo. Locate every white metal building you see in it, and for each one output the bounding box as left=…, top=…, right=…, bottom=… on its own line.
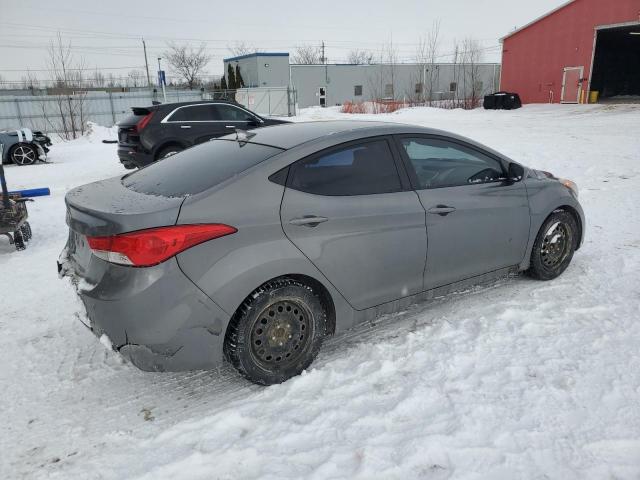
left=223, top=52, right=501, bottom=109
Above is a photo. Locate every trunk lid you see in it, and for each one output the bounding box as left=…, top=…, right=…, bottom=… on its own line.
left=65, top=176, right=184, bottom=237
left=64, top=176, right=185, bottom=274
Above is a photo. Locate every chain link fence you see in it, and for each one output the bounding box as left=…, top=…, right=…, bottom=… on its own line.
left=0, top=87, right=296, bottom=133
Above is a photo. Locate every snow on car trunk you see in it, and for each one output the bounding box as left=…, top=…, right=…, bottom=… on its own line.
left=1, top=106, right=640, bottom=480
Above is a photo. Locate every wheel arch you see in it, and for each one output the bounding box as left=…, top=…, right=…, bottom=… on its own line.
left=153, top=140, right=187, bottom=160
left=223, top=273, right=337, bottom=342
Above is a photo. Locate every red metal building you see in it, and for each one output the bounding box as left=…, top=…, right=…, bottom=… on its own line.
left=500, top=0, right=640, bottom=104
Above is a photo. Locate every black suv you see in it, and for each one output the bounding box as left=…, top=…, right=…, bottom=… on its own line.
left=117, top=100, right=289, bottom=169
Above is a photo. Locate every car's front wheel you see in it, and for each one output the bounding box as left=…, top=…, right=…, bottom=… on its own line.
left=10, top=144, right=38, bottom=166
left=224, top=278, right=327, bottom=385
left=527, top=210, right=578, bottom=280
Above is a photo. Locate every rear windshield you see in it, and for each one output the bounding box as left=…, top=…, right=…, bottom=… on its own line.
left=118, top=113, right=145, bottom=127
left=122, top=139, right=283, bottom=196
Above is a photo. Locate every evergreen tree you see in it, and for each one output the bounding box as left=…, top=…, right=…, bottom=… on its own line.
left=220, top=76, right=227, bottom=90
left=235, top=64, right=245, bottom=88
left=227, top=63, right=237, bottom=89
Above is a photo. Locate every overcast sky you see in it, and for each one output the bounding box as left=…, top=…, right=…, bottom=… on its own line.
left=0, top=0, right=568, bottom=85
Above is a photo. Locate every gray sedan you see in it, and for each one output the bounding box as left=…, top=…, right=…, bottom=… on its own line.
left=59, top=121, right=584, bottom=385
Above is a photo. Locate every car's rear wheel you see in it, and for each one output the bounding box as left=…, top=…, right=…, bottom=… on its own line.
left=156, top=145, right=183, bottom=160
left=527, top=210, right=578, bottom=280
left=224, top=278, right=326, bottom=385
left=10, top=144, right=38, bottom=166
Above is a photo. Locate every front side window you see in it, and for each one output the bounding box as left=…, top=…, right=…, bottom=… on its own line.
left=167, top=104, right=217, bottom=122
left=289, top=139, right=402, bottom=196
left=214, top=104, right=256, bottom=122
left=400, top=137, right=505, bottom=189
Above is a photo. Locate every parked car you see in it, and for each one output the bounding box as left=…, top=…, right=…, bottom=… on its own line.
left=0, top=128, right=52, bottom=166
left=116, top=100, right=290, bottom=169
left=60, top=121, right=584, bottom=385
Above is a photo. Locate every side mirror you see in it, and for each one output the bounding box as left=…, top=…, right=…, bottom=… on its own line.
left=247, top=119, right=259, bottom=128
left=508, top=162, right=525, bottom=183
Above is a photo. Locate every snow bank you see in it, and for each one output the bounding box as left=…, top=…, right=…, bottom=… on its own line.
left=1, top=104, right=640, bottom=480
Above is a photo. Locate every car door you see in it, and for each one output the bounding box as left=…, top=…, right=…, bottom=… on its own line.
left=395, top=135, right=530, bottom=290
left=212, top=104, right=262, bottom=133
left=162, top=104, right=226, bottom=145
left=280, top=137, right=427, bottom=311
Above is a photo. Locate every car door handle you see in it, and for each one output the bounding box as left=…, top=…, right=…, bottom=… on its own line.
left=180, top=125, right=191, bottom=129
left=225, top=125, right=236, bottom=129
left=428, top=205, right=456, bottom=216
left=289, top=216, right=328, bottom=227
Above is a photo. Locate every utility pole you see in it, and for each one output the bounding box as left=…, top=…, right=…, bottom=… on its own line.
left=321, top=41, right=325, bottom=64
left=142, top=38, right=151, bottom=89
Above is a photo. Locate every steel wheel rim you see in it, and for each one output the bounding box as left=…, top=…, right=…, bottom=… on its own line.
left=250, top=299, right=312, bottom=370
left=13, top=146, right=36, bottom=165
left=540, top=221, right=572, bottom=268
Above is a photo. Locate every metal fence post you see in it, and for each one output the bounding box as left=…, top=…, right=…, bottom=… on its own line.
left=14, top=99, right=23, bottom=126
left=108, top=92, right=116, bottom=125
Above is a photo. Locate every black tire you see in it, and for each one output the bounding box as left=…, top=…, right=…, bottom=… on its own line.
left=122, top=161, right=137, bottom=170
left=14, top=230, right=26, bottom=251
left=156, top=145, right=183, bottom=160
left=224, top=278, right=327, bottom=385
left=21, top=222, right=32, bottom=241
left=10, top=144, right=38, bottom=166
left=527, top=210, right=578, bottom=280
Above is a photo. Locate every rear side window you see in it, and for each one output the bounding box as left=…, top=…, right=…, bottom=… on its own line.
left=400, top=138, right=505, bottom=189
left=123, top=140, right=283, bottom=196
left=214, top=105, right=256, bottom=122
left=167, top=104, right=217, bottom=122
left=288, top=139, right=402, bottom=196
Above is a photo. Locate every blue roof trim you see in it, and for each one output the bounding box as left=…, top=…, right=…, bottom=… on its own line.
left=223, top=52, right=290, bottom=62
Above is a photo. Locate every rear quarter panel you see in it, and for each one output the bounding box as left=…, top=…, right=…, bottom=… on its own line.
left=175, top=157, right=356, bottom=333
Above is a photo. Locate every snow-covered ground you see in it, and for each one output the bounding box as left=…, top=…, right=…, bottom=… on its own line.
left=1, top=105, right=640, bottom=480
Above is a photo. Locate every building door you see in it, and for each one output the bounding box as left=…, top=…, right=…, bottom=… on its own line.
left=561, top=67, right=583, bottom=103
left=318, top=87, right=327, bottom=107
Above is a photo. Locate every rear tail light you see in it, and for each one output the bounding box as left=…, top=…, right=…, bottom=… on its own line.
left=87, top=224, right=237, bottom=267
left=135, top=111, right=155, bottom=132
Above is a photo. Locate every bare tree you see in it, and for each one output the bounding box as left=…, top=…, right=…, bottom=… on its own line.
left=164, top=42, right=211, bottom=89
left=461, top=37, right=484, bottom=109
left=91, top=69, right=106, bottom=88
left=381, top=39, right=398, bottom=100
left=416, top=20, right=441, bottom=104
left=128, top=69, right=144, bottom=88
left=291, top=45, right=321, bottom=64
left=347, top=49, right=374, bottom=64
left=44, top=33, right=89, bottom=139
left=227, top=41, right=258, bottom=57
left=21, top=70, right=40, bottom=93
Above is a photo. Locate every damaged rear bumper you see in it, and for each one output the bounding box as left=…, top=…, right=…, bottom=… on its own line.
left=59, top=252, right=231, bottom=372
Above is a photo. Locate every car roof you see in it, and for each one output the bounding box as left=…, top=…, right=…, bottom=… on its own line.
left=155, top=99, right=239, bottom=110
left=237, top=120, right=448, bottom=150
